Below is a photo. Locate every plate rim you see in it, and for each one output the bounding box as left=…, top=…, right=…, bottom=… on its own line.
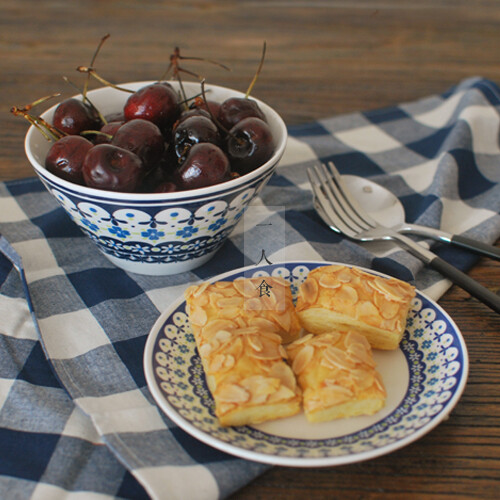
left=143, top=260, right=469, bottom=467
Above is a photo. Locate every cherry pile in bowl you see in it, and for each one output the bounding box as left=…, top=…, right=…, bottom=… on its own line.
left=44, top=81, right=275, bottom=193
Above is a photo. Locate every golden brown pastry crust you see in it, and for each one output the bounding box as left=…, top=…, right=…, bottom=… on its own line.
left=185, top=276, right=302, bottom=345
left=287, top=330, right=386, bottom=423
left=295, top=265, right=416, bottom=350
left=185, top=277, right=302, bottom=426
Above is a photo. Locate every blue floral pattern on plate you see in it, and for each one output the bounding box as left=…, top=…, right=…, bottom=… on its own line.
left=144, top=261, right=468, bottom=466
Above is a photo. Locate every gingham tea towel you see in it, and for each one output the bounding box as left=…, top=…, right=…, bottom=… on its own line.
left=0, top=77, right=499, bottom=499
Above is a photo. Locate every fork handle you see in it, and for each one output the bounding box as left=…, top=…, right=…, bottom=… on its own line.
left=391, top=232, right=500, bottom=314
left=402, top=224, right=500, bottom=261
left=450, top=235, right=500, bottom=260
left=428, top=255, right=500, bottom=314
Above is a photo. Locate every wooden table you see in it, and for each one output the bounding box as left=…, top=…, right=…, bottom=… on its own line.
left=2, top=1, right=499, bottom=498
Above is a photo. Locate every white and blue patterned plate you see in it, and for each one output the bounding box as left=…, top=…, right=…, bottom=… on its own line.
left=144, top=261, right=469, bottom=467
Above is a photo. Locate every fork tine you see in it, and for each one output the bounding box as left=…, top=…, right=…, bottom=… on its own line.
left=316, top=162, right=371, bottom=233
left=308, top=167, right=357, bottom=237
left=308, top=165, right=363, bottom=235
left=324, top=161, right=378, bottom=229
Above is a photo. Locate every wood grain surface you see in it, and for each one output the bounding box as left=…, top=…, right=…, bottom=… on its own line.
left=1, top=1, right=499, bottom=498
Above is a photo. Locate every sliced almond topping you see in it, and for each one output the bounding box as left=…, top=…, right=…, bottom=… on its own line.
left=311, top=332, right=341, bottom=347
left=374, top=372, right=387, bottom=395
left=347, top=342, right=376, bottom=367
left=335, top=284, right=359, bottom=306
left=217, top=402, right=236, bottom=416
left=356, top=300, right=381, bottom=319
left=269, top=276, right=289, bottom=287
left=344, top=331, right=370, bottom=350
left=321, top=384, right=354, bottom=406
left=214, top=329, right=232, bottom=344
left=233, top=278, right=259, bottom=298
left=369, top=277, right=406, bottom=302
left=226, top=336, right=244, bottom=360
left=250, top=338, right=282, bottom=361
left=258, top=329, right=283, bottom=343
left=216, top=383, right=250, bottom=403
left=323, top=346, right=353, bottom=371
left=214, top=281, right=233, bottom=288
left=377, top=296, right=400, bottom=319
left=217, top=286, right=239, bottom=297
left=289, top=333, right=314, bottom=346
left=235, top=316, right=248, bottom=328
left=208, top=353, right=225, bottom=373
left=268, top=362, right=297, bottom=390
left=349, top=368, right=375, bottom=391
left=208, top=292, right=225, bottom=308
left=270, top=311, right=291, bottom=332
left=223, top=354, right=235, bottom=370
left=240, top=375, right=280, bottom=404
left=190, top=306, right=208, bottom=327
left=184, top=285, right=198, bottom=299
left=198, top=343, right=212, bottom=358
left=261, top=289, right=278, bottom=309
left=216, top=296, right=244, bottom=308
left=267, top=384, right=296, bottom=403
left=300, top=277, right=319, bottom=305
left=322, top=264, right=344, bottom=273
left=248, top=335, right=264, bottom=352
left=251, top=317, right=279, bottom=332
left=202, top=319, right=237, bottom=339
left=193, top=281, right=210, bottom=297
left=279, top=345, right=288, bottom=359
left=219, top=307, right=242, bottom=319
left=318, top=272, right=341, bottom=289
left=292, top=344, right=314, bottom=374
left=234, top=326, right=260, bottom=336
left=337, top=268, right=353, bottom=283
left=244, top=297, right=263, bottom=311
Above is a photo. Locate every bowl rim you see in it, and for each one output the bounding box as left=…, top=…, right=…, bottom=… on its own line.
left=24, top=80, right=288, bottom=201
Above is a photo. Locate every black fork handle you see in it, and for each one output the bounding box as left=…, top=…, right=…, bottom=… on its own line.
left=397, top=235, right=500, bottom=314
left=428, top=255, right=500, bottom=313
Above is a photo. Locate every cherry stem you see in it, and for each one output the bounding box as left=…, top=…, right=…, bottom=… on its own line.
left=10, top=94, right=66, bottom=141
left=77, top=66, right=135, bottom=93
left=80, top=130, right=113, bottom=140
left=11, top=108, right=64, bottom=141
left=63, top=76, right=108, bottom=125
left=245, top=41, right=266, bottom=98
left=83, top=34, right=110, bottom=99
left=159, top=46, right=230, bottom=82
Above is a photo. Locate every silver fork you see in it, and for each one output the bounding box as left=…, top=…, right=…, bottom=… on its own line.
left=308, top=161, right=500, bottom=314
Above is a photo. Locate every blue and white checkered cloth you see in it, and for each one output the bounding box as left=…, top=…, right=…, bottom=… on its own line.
left=1, top=77, right=499, bottom=499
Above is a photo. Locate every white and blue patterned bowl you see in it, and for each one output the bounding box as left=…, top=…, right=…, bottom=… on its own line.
left=24, top=81, right=287, bottom=275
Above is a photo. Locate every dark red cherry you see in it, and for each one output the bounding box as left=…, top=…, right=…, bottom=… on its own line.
left=190, top=99, right=221, bottom=119
left=218, top=97, right=265, bottom=130
left=52, top=98, right=102, bottom=135
left=225, top=117, right=274, bottom=175
left=176, top=108, right=212, bottom=125
left=111, top=119, right=165, bottom=170
left=94, top=120, right=123, bottom=145
left=45, top=135, right=94, bottom=184
left=82, top=144, right=144, bottom=192
left=123, top=82, right=180, bottom=133
left=174, top=143, right=230, bottom=190
left=173, top=115, right=221, bottom=159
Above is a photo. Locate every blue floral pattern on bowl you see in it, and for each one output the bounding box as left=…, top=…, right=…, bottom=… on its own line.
left=144, top=261, right=469, bottom=466
left=47, top=185, right=256, bottom=265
